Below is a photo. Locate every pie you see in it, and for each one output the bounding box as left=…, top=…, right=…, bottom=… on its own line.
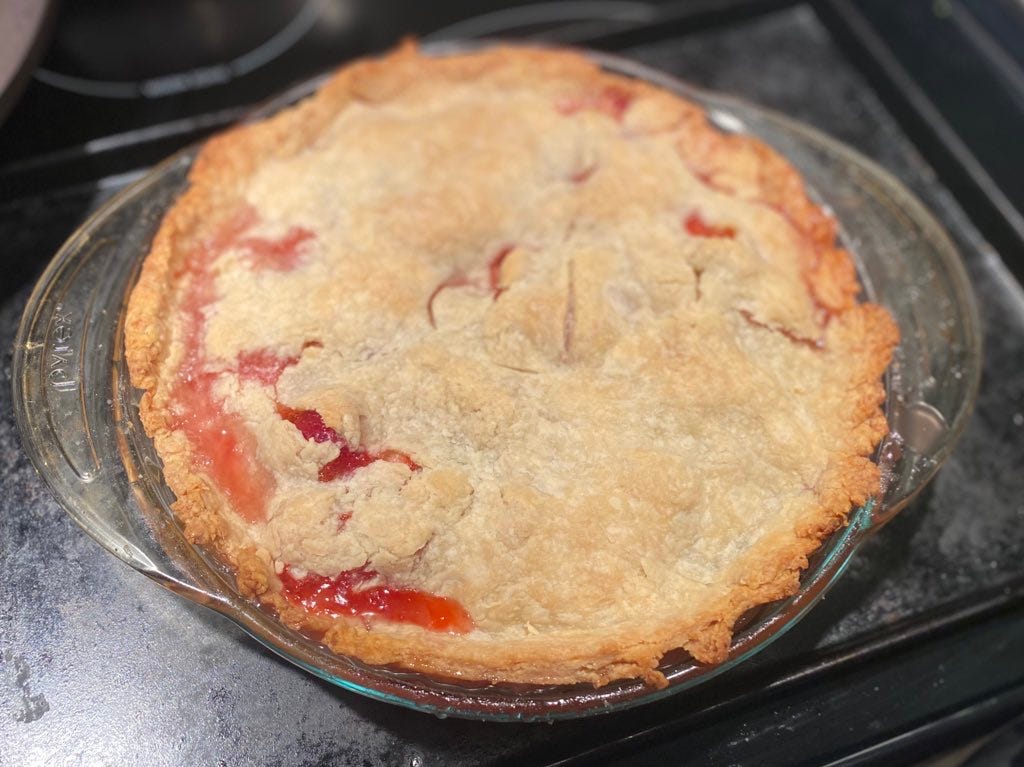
left=125, top=43, right=898, bottom=688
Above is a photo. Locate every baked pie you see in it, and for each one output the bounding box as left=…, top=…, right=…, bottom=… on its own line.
left=125, top=43, right=898, bottom=687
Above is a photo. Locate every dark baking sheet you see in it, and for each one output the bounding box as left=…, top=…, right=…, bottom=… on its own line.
left=1, top=5, right=1022, bottom=765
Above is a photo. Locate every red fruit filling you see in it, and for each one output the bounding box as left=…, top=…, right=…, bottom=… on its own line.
left=236, top=348, right=301, bottom=386
left=691, top=167, right=728, bottom=193
left=168, top=209, right=292, bottom=524
left=239, top=226, right=315, bottom=271
left=487, top=244, right=515, bottom=299
left=276, top=405, right=420, bottom=482
left=739, top=309, right=822, bottom=350
left=426, top=244, right=516, bottom=326
left=279, top=566, right=473, bottom=634
left=569, top=165, right=597, bottom=184
left=684, top=212, right=736, bottom=239
left=236, top=341, right=320, bottom=386
left=167, top=207, right=321, bottom=523
left=556, top=85, right=634, bottom=121
left=686, top=167, right=839, bottom=324
left=426, top=271, right=473, bottom=328
left=168, top=367, right=273, bottom=524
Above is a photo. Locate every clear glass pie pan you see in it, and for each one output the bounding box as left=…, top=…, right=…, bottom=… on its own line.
left=11, top=45, right=982, bottom=722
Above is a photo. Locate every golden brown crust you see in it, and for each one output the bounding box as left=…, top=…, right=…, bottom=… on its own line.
left=125, top=43, right=898, bottom=687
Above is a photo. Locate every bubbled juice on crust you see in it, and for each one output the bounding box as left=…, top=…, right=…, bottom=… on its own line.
left=168, top=210, right=279, bottom=524
left=684, top=211, right=737, bottom=239
left=279, top=566, right=473, bottom=634
left=487, top=244, right=514, bottom=299
left=168, top=207, right=314, bottom=523
left=555, top=85, right=633, bottom=120
left=270, top=417, right=465, bottom=634
left=276, top=405, right=420, bottom=481
left=236, top=348, right=301, bottom=386
left=553, top=82, right=837, bottom=332
left=426, top=244, right=515, bottom=326
left=238, top=227, right=314, bottom=270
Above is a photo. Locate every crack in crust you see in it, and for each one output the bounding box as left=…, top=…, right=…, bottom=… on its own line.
left=124, top=42, right=898, bottom=689
left=561, top=259, right=577, bottom=363
left=740, top=309, right=824, bottom=350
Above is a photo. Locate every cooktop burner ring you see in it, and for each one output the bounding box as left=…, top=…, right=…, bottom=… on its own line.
left=33, top=0, right=324, bottom=99
left=423, top=0, right=656, bottom=42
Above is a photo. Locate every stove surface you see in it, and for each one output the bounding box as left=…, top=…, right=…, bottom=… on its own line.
left=1, top=3, right=1023, bottom=765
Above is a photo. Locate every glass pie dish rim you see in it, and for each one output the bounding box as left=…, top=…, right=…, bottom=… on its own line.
left=11, top=42, right=982, bottom=722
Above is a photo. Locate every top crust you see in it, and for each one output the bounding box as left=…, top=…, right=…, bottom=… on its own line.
left=125, top=43, right=898, bottom=687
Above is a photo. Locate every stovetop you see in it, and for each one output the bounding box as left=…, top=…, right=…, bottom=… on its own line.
left=2, top=2, right=1023, bottom=765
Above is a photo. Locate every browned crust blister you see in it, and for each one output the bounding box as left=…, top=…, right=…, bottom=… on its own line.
left=125, top=43, right=898, bottom=688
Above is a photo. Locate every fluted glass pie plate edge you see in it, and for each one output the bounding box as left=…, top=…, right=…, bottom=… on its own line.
left=11, top=44, right=982, bottom=722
